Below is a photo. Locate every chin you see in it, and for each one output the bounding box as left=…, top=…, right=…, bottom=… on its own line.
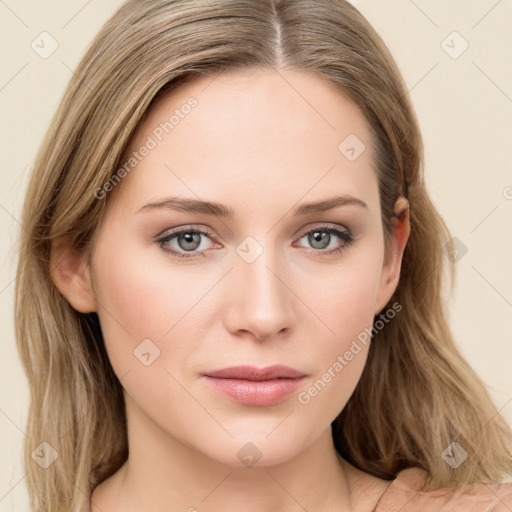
left=198, top=431, right=309, bottom=469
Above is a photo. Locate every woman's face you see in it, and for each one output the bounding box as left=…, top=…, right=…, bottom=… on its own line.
left=82, top=68, right=406, bottom=467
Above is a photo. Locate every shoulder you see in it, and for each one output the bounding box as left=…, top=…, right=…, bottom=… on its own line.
left=374, top=467, right=512, bottom=512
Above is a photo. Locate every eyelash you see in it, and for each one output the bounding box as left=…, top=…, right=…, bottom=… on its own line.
left=156, top=224, right=355, bottom=260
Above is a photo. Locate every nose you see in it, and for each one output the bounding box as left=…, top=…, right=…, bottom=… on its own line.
left=222, top=246, right=296, bottom=342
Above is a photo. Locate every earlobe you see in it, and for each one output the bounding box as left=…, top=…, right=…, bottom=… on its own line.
left=49, top=236, right=97, bottom=314
left=374, top=196, right=410, bottom=315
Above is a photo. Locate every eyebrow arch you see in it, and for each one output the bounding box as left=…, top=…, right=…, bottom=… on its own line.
left=137, top=194, right=368, bottom=217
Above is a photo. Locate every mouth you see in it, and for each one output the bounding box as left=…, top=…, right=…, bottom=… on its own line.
left=201, top=365, right=307, bottom=407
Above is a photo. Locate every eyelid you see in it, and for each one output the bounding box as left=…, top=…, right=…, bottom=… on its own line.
left=155, top=225, right=219, bottom=252
left=155, top=223, right=215, bottom=239
left=156, top=222, right=351, bottom=240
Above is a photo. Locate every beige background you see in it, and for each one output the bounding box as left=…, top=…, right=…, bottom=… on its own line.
left=1, top=0, right=511, bottom=509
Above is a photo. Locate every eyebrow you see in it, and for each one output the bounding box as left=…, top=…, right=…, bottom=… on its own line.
left=137, top=194, right=368, bottom=217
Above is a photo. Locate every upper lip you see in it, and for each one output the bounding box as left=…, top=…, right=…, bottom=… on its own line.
left=203, top=365, right=307, bottom=381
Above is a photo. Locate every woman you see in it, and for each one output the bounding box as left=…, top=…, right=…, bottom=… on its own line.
left=15, top=0, right=512, bottom=511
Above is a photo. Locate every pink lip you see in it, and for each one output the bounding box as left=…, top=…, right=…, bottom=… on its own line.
left=202, top=365, right=307, bottom=406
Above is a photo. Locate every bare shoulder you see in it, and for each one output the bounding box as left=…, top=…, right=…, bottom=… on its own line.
left=374, top=467, right=512, bottom=511
left=341, top=459, right=394, bottom=511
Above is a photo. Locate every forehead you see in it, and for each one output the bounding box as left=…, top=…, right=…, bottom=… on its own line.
left=112, top=68, right=378, bottom=214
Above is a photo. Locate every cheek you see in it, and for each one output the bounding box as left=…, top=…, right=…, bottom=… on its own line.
left=292, top=252, right=383, bottom=420
left=301, top=248, right=383, bottom=351
left=90, top=233, right=213, bottom=376
left=90, top=243, right=215, bottom=440
left=315, top=269, right=379, bottom=334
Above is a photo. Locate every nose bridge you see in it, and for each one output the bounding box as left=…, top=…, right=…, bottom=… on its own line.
left=224, top=237, right=296, bottom=340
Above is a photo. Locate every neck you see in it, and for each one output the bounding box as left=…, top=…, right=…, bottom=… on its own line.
left=91, top=394, right=356, bottom=512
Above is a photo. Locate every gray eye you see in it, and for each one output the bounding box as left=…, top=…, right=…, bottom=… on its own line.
left=176, top=232, right=202, bottom=251
left=307, top=231, right=331, bottom=250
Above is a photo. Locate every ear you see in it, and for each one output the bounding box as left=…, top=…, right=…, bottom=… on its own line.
left=49, top=236, right=97, bottom=313
left=374, top=196, right=410, bottom=315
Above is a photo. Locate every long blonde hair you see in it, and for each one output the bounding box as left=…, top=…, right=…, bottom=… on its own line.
left=15, top=0, right=512, bottom=510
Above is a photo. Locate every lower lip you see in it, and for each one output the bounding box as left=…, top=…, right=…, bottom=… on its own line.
left=202, top=376, right=306, bottom=406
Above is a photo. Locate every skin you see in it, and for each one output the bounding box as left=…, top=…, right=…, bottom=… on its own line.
left=51, top=67, right=410, bottom=512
